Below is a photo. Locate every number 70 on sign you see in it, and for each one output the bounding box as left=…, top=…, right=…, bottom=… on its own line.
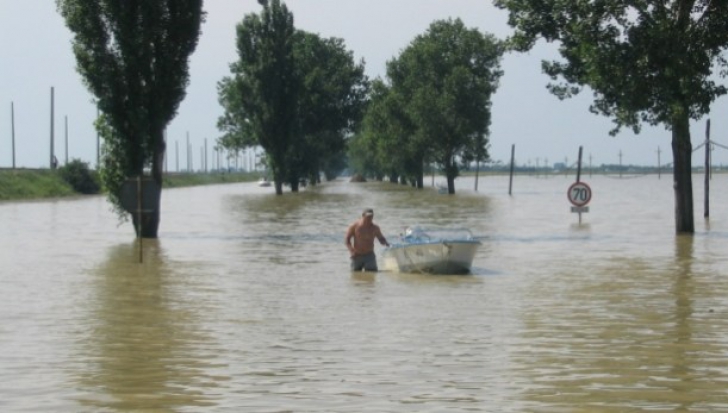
left=568, top=181, right=592, bottom=207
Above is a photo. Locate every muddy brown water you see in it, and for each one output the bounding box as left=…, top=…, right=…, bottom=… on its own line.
left=2, top=174, right=727, bottom=412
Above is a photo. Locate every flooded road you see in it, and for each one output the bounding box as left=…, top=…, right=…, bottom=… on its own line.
left=2, top=174, right=728, bottom=412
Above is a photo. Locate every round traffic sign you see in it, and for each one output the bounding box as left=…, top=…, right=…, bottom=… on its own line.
left=567, top=181, right=592, bottom=207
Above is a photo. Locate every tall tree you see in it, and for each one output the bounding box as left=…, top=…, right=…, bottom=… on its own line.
left=218, top=0, right=298, bottom=195
left=218, top=18, right=367, bottom=192
left=494, top=0, right=728, bottom=233
left=387, top=19, right=503, bottom=193
left=57, top=0, right=204, bottom=237
left=292, top=32, right=368, bottom=188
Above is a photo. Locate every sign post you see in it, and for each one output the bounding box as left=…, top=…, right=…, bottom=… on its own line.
left=568, top=181, right=592, bottom=223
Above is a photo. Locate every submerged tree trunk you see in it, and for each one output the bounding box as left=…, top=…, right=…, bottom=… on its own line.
left=131, top=202, right=161, bottom=238
left=446, top=174, right=456, bottom=194
left=131, top=131, right=165, bottom=238
left=271, top=162, right=284, bottom=195
left=443, top=153, right=457, bottom=194
left=672, top=110, right=694, bottom=233
left=415, top=158, right=424, bottom=189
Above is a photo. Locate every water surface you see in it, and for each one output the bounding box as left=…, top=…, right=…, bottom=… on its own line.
left=2, top=174, right=728, bottom=412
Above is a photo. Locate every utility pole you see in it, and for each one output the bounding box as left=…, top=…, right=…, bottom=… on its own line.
left=508, top=144, right=515, bottom=195
left=11, top=102, right=16, bottom=169
left=50, top=87, right=55, bottom=169
left=619, top=150, right=623, bottom=178
left=657, top=146, right=661, bottom=179
left=65, top=115, right=69, bottom=165
left=96, top=106, right=100, bottom=169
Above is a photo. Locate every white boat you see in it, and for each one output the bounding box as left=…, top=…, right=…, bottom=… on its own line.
left=258, top=177, right=272, bottom=187
left=382, top=226, right=481, bottom=274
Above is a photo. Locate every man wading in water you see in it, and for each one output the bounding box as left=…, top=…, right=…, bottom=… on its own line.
left=345, top=208, right=390, bottom=271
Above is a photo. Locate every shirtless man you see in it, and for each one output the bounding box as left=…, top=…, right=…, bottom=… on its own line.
left=345, top=208, right=390, bottom=271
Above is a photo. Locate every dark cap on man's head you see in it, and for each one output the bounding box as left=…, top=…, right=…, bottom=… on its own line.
left=362, top=208, right=374, bottom=216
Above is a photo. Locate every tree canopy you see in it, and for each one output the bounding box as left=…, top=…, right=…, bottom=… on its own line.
left=351, top=18, right=503, bottom=193
left=494, top=0, right=728, bottom=233
left=57, top=0, right=204, bottom=237
left=218, top=0, right=367, bottom=194
left=218, top=0, right=297, bottom=195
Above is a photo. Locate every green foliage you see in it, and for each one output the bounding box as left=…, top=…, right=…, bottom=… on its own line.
left=57, top=158, right=100, bottom=194
left=0, top=170, right=75, bottom=200
left=57, top=0, right=205, bottom=232
left=351, top=19, right=503, bottom=192
left=493, top=0, right=728, bottom=134
left=349, top=79, right=416, bottom=182
left=218, top=0, right=298, bottom=195
left=493, top=0, right=728, bottom=232
left=291, top=32, right=369, bottom=186
left=96, top=114, right=128, bottom=219
left=218, top=2, right=367, bottom=192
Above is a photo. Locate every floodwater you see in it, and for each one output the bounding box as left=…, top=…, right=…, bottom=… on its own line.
left=1, top=173, right=728, bottom=412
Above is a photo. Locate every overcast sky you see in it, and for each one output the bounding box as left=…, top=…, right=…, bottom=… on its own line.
left=2, top=0, right=728, bottom=170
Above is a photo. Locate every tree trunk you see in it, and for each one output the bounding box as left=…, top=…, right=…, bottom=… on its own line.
left=671, top=110, right=694, bottom=233
left=443, top=153, right=457, bottom=194
left=132, top=204, right=161, bottom=238
left=415, top=159, right=424, bottom=189
left=133, top=130, right=165, bottom=239
left=271, top=163, right=284, bottom=195
left=446, top=174, right=456, bottom=194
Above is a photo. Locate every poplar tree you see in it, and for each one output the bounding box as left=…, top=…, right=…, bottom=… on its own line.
left=57, top=0, right=204, bottom=237
left=218, top=0, right=297, bottom=195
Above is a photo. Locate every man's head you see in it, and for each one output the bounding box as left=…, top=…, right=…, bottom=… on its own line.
left=362, top=208, right=374, bottom=219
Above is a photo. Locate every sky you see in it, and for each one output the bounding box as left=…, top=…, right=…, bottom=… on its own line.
left=2, top=0, right=728, bottom=171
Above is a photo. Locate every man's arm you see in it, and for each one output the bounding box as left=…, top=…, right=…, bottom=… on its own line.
left=375, top=227, right=390, bottom=247
left=345, top=224, right=356, bottom=256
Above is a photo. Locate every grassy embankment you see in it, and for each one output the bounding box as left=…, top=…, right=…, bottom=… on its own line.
left=0, top=168, right=260, bottom=201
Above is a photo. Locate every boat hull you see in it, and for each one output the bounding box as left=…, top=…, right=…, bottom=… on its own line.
left=382, top=241, right=480, bottom=274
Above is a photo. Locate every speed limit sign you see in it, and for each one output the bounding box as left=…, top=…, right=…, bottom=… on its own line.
left=568, top=181, right=592, bottom=207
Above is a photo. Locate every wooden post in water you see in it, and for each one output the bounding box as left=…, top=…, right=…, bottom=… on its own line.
left=704, top=119, right=711, bottom=219
left=474, top=159, right=480, bottom=192
left=508, top=144, right=515, bottom=195
left=137, top=175, right=143, bottom=263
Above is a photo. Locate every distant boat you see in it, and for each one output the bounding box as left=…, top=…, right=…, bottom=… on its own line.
left=258, top=177, right=272, bottom=187
left=382, top=226, right=481, bottom=274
